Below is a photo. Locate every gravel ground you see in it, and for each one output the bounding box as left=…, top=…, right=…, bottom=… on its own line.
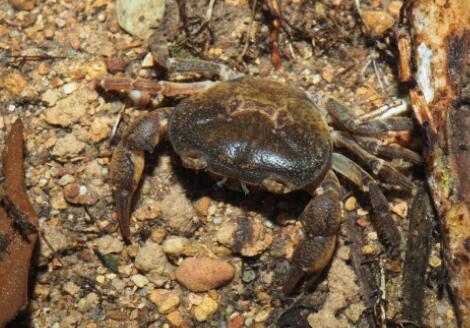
left=0, top=0, right=457, bottom=327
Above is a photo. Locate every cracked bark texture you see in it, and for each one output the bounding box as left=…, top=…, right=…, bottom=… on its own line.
left=399, top=0, right=470, bottom=325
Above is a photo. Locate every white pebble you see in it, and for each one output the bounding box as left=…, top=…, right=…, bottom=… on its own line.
left=131, top=274, right=149, bottom=288
left=63, top=82, right=77, bottom=94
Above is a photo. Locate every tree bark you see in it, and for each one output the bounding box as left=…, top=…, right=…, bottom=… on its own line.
left=399, top=0, right=470, bottom=325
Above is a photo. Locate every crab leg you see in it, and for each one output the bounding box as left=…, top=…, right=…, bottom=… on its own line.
left=358, top=98, right=408, bottom=121
left=331, top=152, right=401, bottom=254
left=283, top=171, right=342, bottom=294
left=166, top=58, right=242, bottom=81
left=97, top=78, right=215, bottom=97
left=332, top=131, right=414, bottom=191
left=109, top=111, right=166, bottom=241
left=325, top=98, right=413, bottom=135
left=353, top=135, right=422, bottom=164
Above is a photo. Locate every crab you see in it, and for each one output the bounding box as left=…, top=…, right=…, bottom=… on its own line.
left=97, top=57, right=420, bottom=294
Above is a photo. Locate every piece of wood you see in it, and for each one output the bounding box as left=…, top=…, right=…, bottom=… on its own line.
left=399, top=0, right=470, bottom=325
left=400, top=187, right=434, bottom=326
left=0, top=119, right=38, bottom=328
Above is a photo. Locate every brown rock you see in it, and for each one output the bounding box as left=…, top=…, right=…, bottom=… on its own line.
left=8, top=0, right=37, bottom=10
left=106, top=56, right=130, bottom=73
left=148, top=289, right=180, bottom=314
left=362, top=11, right=395, bottom=37
left=44, top=94, right=87, bottom=127
left=86, top=60, right=108, bottom=80
left=134, top=199, right=161, bottom=221
left=63, top=183, right=98, bottom=205
left=193, top=196, right=211, bottom=216
left=193, top=295, right=219, bottom=321
left=52, top=134, right=86, bottom=157
left=3, top=72, right=27, bottom=95
left=216, top=217, right=273, bottom=257
left=37, top=63, right=50, bottom=75
left=175, top=257, right=235, bottom=292
left=228, top=315, right=245, bottom=328
left=89, top=116, right=113, bottom=143
left=167, top=310, right=184, bottom=327
left=107, top=310, right=127, bottom=321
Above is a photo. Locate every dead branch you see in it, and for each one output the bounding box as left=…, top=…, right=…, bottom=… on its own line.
left=0, top=119, right=38, bottom=328
left=399, top=0, right=470, bottom=325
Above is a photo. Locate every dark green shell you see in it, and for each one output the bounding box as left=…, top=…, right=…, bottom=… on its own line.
left=168, top=76, right=332, bottom=191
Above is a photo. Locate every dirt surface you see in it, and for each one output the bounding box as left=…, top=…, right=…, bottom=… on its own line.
left=0, top=0, right=457, bottom=327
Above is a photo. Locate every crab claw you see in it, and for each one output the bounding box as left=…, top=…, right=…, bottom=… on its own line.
left=109, top=143, right=145, bottom=242
left=114, top=190, right=132, bottom=241
left=283, top=235, right=336, bottom=295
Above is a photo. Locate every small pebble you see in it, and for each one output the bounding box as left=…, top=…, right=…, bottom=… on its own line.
left=58, top=174, right=75, bottom=186
left=41, top=89, right=60, bottom=106
left=175, top=257, right=235, bottom=292
left=78, top=292, right=99, bottom=313
left=37, top=63, right=51, bottom=75
left=8, top=0, right=38, bottom=10
left=63, top=183, right=98, bottom=205
left=166, top=310, right=184, bottom=327
left=40, top=225, right=71, bottom=258
left=134, top=199, right=161, bottom=221
left=131, top=274, right=149, bottom=288
left=107, top=310, right=127, bottom=321
left=86, top=60, right=108, bottom=79
left=429, top=254, right=442, bottom=268
left=160, top=184, right=197, bottom=235
left=193, top=295, right=219, bottom=322
left=106, top=56, right=130, bottom=73
left=44, top=92, right=87, bottom=127
left=150, top=227, right=167, bottom=243
left=111, top=278, right=126, bottom=291
left=321, top=64, right=335, bottom=83
left=96, top=235, right=124, bottom=255
left=162, top=236, right=190, bottom=257
left=228, top=315, right=245, bottom=328
left=89, top=117, right=113, bottom=143
left=337, top=246, right=350, bottom=261
left=135, top=240, right=174, bottom=276
left=141, top=53, right=154, bottom=68
left=362, top=244, right=379, bottom=256
left=254, top=309, right=270, bottom=322
left=387, top=1, right=403, bottom=17
left=148, top=289, right=180, bottom=314
left=367, top=232, right=378, bottom=241
left=3, top=72, right=27, bottom=95
left=116, top=0, right=165, bottom=39
left=344, top=196, right=357, bottom=211
left=52, top=134, right=86, bottom=157
left=194, top=196, right=211, bottom=216
left=63, top=82, right=77, bottom=94
left=217, top=217, right=272, bottom=257
left=362, top=11, right=395, bottom=37
left=96, top=275, right=106, bottom=284
left=63, top=281, right=81, bottom=296
left=391, top=201, right=408, bottom=218
left=242, top=269, right=256, bottom=283
left=356, top=217, right=369, bottom=228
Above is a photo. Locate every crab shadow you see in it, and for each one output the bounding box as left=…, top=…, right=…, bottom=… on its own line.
left=139, top=142, right=335, bottom=321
